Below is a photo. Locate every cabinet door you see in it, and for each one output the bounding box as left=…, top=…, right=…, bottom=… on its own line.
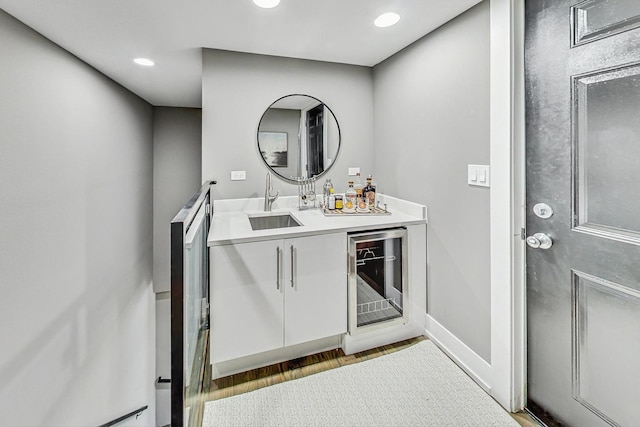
left=284, top=233, right=347, bottom=347
left=210, top=239, right=284, bottom=363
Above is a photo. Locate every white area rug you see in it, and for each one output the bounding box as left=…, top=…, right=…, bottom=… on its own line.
left=203, top=340, right=518, bottom=426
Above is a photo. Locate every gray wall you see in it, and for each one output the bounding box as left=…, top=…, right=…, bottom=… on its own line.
left=152, top=106, right=202, bottom=426
left=202, top=49, right=374, bottom=199
left=0, top=9, right=156, bottom=427
left=372, top=1, right=491, bottom=361
left=153, top=107, right=203, bottom=293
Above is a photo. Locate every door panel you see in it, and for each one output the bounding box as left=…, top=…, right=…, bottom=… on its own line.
left=210, top=240, right=284, bottom=363
left=284, top=233, right=347, bottom=347
left=571, top=0, right=640, bottom=46
left=306, top=105, right=324, bottom=178
left=572, top=271, right=640, bottom=427
left=526, top=1, right=640, bottom=425
left=573, top=63, right=640, bottom=240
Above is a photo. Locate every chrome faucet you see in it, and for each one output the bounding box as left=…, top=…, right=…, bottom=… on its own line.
left=264, top=172, right=279, bottom=212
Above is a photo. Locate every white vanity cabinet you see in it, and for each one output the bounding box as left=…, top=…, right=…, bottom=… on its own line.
left=210, top=239, right=283, bottom=363
left=283, top=233, right=347, bottom=347
left=210, top=232, right=347, bottom=364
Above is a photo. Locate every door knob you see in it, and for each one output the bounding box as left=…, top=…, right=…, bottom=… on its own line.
left=526, top=232, right=553, bottom=249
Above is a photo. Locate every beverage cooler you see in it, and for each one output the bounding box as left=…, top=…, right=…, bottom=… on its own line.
left=348, top=228, right=408, bottom=335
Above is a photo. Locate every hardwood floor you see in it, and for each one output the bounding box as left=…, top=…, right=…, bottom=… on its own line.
left=512, top=411, right=544, bottom=427
left=203, top=336, right=542, bottom=426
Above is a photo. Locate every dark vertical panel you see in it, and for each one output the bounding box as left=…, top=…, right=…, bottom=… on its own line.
left=170, top=221, right=185, bottom=427
left=170, top=181, right=214, bottom=427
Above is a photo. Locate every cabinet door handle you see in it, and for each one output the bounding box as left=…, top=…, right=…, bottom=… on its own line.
left=290, top=245, right=295, bottom=288
left=276, top=246, right=281, bottom=290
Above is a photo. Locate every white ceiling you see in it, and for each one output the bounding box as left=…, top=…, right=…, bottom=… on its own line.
left=0, top=0, right=482, bottom=108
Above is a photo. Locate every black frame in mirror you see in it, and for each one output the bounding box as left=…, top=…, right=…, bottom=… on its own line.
left=257, top=94, right=341, bottom=183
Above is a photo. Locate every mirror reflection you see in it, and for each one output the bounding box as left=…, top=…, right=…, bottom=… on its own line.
left=257, top=94, right=341, bottom=182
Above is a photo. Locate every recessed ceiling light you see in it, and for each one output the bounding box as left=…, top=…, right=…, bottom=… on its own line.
left=133, top=58, right=155, bottom=67
left=253, top=0, right=280, bottom=8
left=374, top=12, right=400, bottom=28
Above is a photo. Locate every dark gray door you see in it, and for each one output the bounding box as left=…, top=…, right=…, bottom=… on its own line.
left=306, top=104, right=324, bottom=178
left=526, top=1, right=640, bottom=426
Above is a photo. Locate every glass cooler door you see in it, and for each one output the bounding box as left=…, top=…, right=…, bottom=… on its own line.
left=348, top=228, right=408, bottom=333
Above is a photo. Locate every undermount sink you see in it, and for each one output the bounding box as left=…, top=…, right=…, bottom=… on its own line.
left=249, top=213, right=302, bottom=231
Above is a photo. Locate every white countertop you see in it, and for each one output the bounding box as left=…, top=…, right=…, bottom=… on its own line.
left=208, top=194, right=427, bottom=246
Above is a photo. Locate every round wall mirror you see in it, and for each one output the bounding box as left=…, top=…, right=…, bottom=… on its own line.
left=257, top=94, right=341, bottom=183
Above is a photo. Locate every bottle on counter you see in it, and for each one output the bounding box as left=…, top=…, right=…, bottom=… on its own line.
left=363, top=175, right=376, bottom=207
left=372, top=178, right=379, bottom=207
left=328, top=188, right=336, bottom=210
left=354, top=172, right=363, bottom=201
left=344, top=181, right=357, bottom=211
left=335, top=194, right=343, bottom=210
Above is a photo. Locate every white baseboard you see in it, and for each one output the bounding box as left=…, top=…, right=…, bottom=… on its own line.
left=212, top=335, right=342, bottom=379
left=342, top=321, right=423, bottom=355
left=424, top=314, right=492, bottom=393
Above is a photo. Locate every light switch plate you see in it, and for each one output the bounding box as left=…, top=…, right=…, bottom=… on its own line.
left=230, top=170, right=246, bottom=181
left=348, top=167, right=360, bottom=176
left=468, top=165, right=490, bottom=187
left=468, top=167, right=478, bottom=182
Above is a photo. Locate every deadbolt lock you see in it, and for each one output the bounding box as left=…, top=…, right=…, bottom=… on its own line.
left=533, top=203, right=553, bottom=219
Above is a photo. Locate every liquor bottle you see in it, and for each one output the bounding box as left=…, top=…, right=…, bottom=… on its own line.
left=354, top=172, right=363, bottom=201
left=344, top=181, right=357, bottom=211
left=328, top=188, right=336, bottom=210
left=363, top=175, right=376, bottom=207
